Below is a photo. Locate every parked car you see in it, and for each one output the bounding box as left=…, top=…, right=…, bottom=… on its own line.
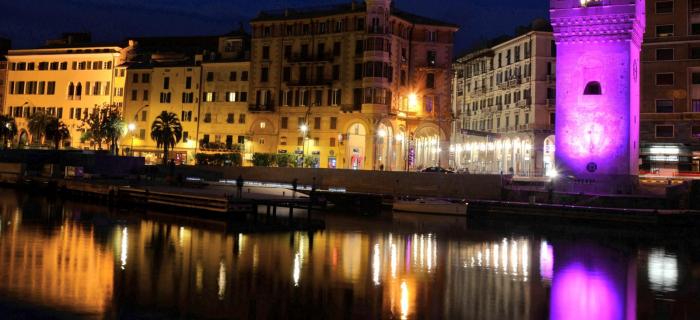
left=420, top=167, right=454, bottom=174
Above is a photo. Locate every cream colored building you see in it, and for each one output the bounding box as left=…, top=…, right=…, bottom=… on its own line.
left=450, top=30, right=556, bottom=176
left=119, top=33, right=258, bottom=165
left=250, top=0, right=457, bottom=169
left=3, top=37, right=123, bottom=148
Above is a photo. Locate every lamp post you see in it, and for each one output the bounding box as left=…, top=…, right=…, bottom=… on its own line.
left=300, top=124, right=308, bottom=168
left=127, top=123, right=136, bottom=156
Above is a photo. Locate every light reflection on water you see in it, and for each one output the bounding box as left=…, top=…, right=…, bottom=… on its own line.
left=0, top=189, right=696, bottom=319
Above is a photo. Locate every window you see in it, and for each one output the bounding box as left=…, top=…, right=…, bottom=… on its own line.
left=427, top=51, right=437, bottom=66
left=204, top=113, right=212, bottom=123
left=656, top=73, right=674, bottom=85
left=47, top=82, right=56, bottom=95
left=226, top=92, right=237, bottom=102
left=204, top=92, right=216, bottom=102
left=426, top=73, right=435, bottom=89
left=239, top=114, right=246, bottom=124
left=314, top=117, right=321, bottom=130
left=332, top=65, right=340, bottom=81
left=655, top=100, right=673, bottom=113
left=229, top=71, right=237, bottom=81
left=656, top=25, right=674, bottom=37
left=281, top=117, right=288, bottom=129
left=186, top=76, right=192, bottom=89
left=692, top=100, right=700, bottom=112
left=656, top=48, right=674, bottom=60
left=330, top=117, right=337, bottom=130
left=142, top=74, right=150, bottom=83
left=143, top=90, right=149, bottom=101
left=163, top=77, right=170, bottom=89
left=655, top=1, right=673, bottom=14
left=333, top=42, right=341, bottom=56
left=692, top=24, right=700, bottom=36
left=262, top=46, right=270, bottom=60
left=427, top=31, right=437, bottom=42
left=141, top=111, right=147, bottom=121
left=241, top=71, right=248, bottom=81
left=355, top=40, right=364, bottom=55
left=207, top=72, right=214, bottom=82
left=693, top=126, right=700, bottom=139
left=583, top=81, right=602, bottom=95
left=159, top=92, right=171, bottom=103
left=261, top=67, right=269, bottom=82
left=182, top=92, right=194, bottom=103
left=354, top=63, right=363, bottom=80
left=655, top=125, right=674, bottom=138
left=131, top=90, right=138, bottom=101
left=693, top=73, right=700, bottom=85
left=283, top=67, right=291, bottom=82
left=692, top=47, right=700, bottom=60
left=132, top=74, right=139, bottom=83
left=330, top=137, right=336, bottom=147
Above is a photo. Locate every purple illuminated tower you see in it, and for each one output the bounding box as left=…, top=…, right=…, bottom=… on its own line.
left=551, top=0, right=645, bottom=193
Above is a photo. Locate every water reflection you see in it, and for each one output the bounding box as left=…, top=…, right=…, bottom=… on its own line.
left=0, top=189, right=698, bottom=319
left=647, top=248, right=678, bottom=293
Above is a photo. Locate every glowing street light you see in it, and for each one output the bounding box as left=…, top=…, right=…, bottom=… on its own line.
left=408, top=93, right=419, bottom=112
left=299, top=124, right=308, bottom=134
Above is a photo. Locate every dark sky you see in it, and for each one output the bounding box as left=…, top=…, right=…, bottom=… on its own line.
left=0, top=0, right=549, bottom=53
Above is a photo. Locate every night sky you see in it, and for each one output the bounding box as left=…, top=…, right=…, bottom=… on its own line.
left=0, top=0, right=548, bottom=53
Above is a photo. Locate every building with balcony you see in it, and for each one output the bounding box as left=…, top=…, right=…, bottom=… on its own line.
left=0, top=38, right=11, bottom=114
left=250, top=0, right=457, bottom=169
left=3, top=33, right=124, bottom=148
left=450, top=29, right=556, bottom=176
left=640, top=0, right=700, bottom=174
left=118, top=32, right=256, bottom=165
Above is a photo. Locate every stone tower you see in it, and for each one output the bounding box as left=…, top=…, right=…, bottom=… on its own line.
left=550, top=0, right=646, bottom=193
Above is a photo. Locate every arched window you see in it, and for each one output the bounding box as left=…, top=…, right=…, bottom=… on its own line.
left=76, top=82, right=83, bottom=96
left=68, top=82, right=75, bottom=97
left=583, top=81, right=602, bottom=95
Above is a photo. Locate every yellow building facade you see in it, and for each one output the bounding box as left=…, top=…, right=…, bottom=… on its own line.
left=249, top=0, right=458, bottom=170
left=3, top=42, right=123, bottom=148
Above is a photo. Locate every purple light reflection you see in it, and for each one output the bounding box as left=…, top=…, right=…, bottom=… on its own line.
left=550, top=262, right=622, bottom=320
left=540, top=241, right=554, bottom=282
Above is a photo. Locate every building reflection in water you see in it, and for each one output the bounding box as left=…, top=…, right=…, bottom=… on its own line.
left=0, top=189, right=693, bottom=319
left=549, top=242, right=637, bottom=320
left=0, top=194, right=114, bottom=315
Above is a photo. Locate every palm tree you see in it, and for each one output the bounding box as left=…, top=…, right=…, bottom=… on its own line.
left=0, top=115, right=18, bottom=149
left=28, top=110, right=51, bottom=145
left=45, top=117, right=70, bottom=150
left=150, top=111, right=182, bottom=165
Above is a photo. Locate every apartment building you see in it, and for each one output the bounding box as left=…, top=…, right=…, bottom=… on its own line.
left=250, top=0, right=457, bottom=169
left=641, top=0, right=700, bottom=174
left=119, top=32, right=255, bottom=164
left=0, top=38, right=10, bottom=114
left=450, top=30, right=556, bottom=176
left=3, top=33, right=123, bottom=148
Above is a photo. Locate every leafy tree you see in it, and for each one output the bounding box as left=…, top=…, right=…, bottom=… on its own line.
left=28, top=111, right=51, bottom=144
left=44, top=117, right=70, bottom=150
left=80, top=104, right=125, bottom=154
left=150, top=111, right=182, bottom=165
left=0, top=115, right=17, bottom=149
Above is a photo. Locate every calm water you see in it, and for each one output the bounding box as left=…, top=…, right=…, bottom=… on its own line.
left=0, top=188, right=698, bottom=319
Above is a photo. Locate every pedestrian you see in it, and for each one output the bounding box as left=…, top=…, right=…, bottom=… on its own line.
left=292, top=178, right=298, bottom=198
left=236, top=174, right=244, bottom=199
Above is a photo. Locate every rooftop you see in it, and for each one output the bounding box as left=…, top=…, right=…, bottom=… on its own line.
left=252, top=1, right=458, bottom=28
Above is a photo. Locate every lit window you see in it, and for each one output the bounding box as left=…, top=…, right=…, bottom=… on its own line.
left=260, top=121, right=266, bottom=129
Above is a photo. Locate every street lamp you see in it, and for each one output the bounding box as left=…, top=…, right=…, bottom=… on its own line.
left=299, top=124, right=309, bottom=167
left=128, top=123, right=136, bottom=157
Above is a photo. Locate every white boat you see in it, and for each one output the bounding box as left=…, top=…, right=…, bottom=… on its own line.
left=393, top=198, right=468, bottom=216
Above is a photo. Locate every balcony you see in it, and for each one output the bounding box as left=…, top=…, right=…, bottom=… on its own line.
left=546, top=99, right=556, bottom=109
left=341, top=104, right=361, bottom=113
left=248, top=104, right=275, bottom=113
left=286, top=52, right=334, bottom=63
left=516, top=99, right=531, bottom=109
left=285, top=78, right=333, bottom=87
